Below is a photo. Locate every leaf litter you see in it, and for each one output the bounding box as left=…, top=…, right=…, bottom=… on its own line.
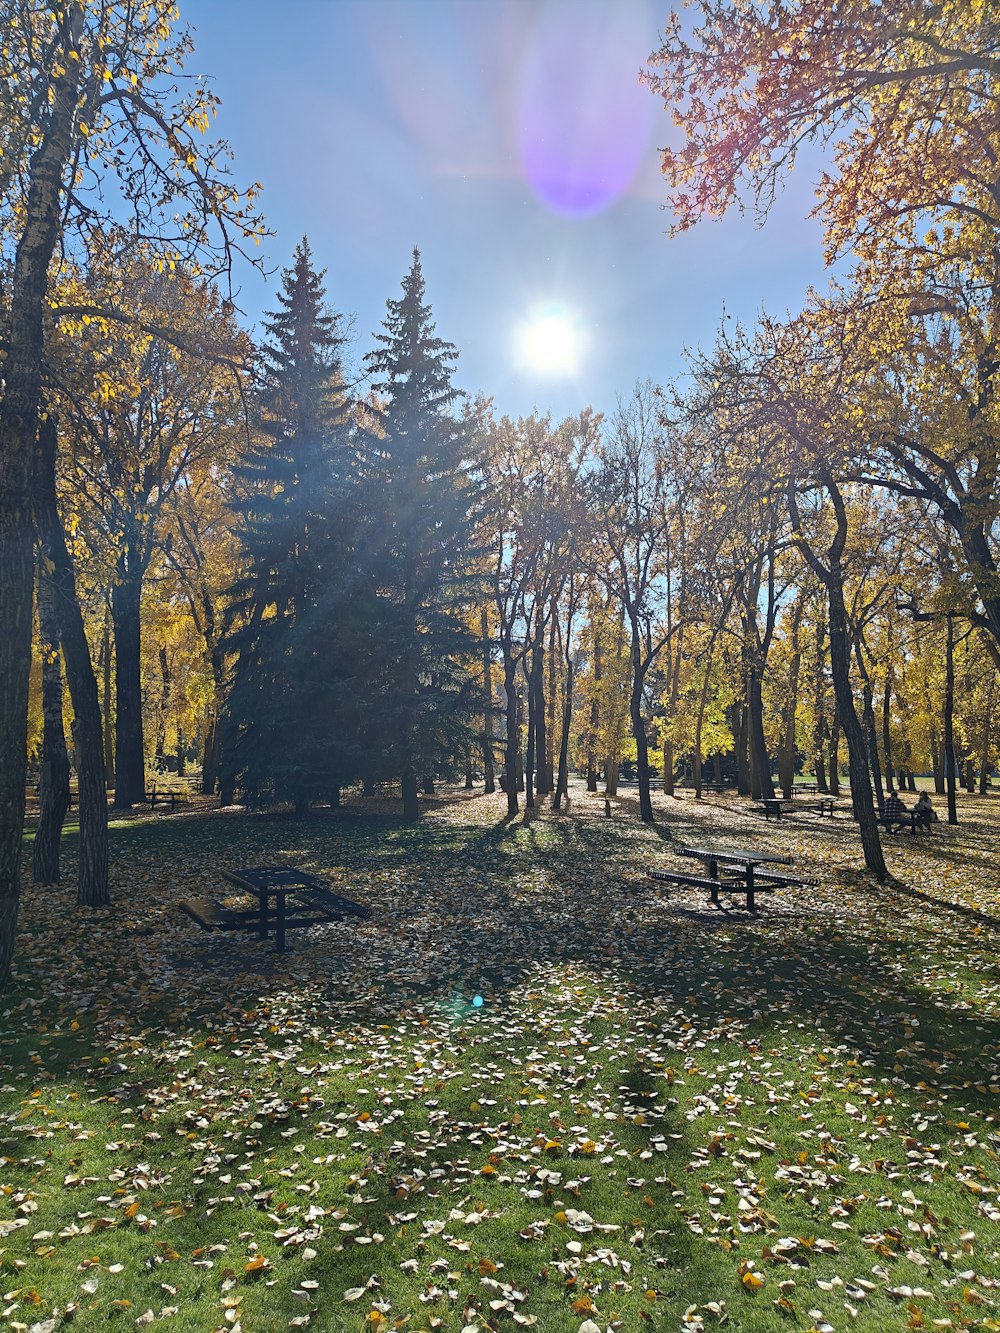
left=1, top=785, right=998, bottom=1330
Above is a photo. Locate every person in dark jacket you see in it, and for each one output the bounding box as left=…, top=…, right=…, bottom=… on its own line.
left=884, top=789, right=908, bottom=829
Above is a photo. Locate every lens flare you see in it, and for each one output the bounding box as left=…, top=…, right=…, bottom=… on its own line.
left=517, top=0, right=654, bottom=216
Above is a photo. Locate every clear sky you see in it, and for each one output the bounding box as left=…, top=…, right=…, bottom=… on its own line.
left=182, top=0, right=831, bottom=422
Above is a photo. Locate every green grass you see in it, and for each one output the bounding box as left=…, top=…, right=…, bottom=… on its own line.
left=2, top=787, right=998, bottom=1331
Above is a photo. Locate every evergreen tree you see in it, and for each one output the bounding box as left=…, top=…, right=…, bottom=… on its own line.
left=363, top=249, right=480, bottom=819
left=222, top=239, right=358, bottom=808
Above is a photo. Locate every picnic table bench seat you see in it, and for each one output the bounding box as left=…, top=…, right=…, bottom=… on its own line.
left=648, top=869, right=778, bottom=904
left=744, top=868, right=820, bottom=887
left=179, top=897, right=260, bottom=931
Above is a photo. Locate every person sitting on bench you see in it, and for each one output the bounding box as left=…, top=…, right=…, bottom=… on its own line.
left=914, top=790, right=936, bottom=828
left=884, top=788, right=909, bottom=829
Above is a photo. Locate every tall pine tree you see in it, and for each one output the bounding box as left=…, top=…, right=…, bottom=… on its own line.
left=222, top=239, right=358, bottom=809
left=362, top=249, right=480, bottom=819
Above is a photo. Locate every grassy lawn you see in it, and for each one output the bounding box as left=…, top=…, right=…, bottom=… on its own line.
left=2, top=785, right=998, bottom=1332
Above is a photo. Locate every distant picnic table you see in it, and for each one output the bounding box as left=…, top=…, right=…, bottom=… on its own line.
left=649, top=843, right=816, bottom=911
left=180, top=863, right=370, bottom=952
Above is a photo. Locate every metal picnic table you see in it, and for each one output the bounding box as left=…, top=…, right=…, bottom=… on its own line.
left=676, top=843, right=795, bottom=911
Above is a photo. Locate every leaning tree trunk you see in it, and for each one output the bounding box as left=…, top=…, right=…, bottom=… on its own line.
left=790, top=478, right=884, bottom=878
left=111, top=550, right=146, bottom=807
left=33, top=563, right=71, bottom=884
left=34, top=418, right=109, bottom=907
left=827, top=570, right=886, bottom=878
left=0, top=7, right=85, bottom=989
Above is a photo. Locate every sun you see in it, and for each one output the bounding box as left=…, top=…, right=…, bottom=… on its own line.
left=517, top=308, right=582, bottom=377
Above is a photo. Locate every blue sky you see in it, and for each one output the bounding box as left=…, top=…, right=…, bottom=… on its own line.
left=183, top=0, right=831, bottom=421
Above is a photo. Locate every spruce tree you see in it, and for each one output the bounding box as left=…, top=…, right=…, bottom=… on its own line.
left=363, top=248, right=480, bottom=819
left=222, top=239, right=357, bottom=808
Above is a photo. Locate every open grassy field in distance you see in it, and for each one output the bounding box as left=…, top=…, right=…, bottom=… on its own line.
left=2, top=784, right=998, bottom=1332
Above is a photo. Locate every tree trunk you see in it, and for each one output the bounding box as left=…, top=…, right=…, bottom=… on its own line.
left=747, top=664, right=775, bottom=800
left=34, top=418, right=109, bottom=907
left=777, top=606, right=802, bottom=798
left=503, top=656, right=519, bottom=816
left=859, top=674, right=884, bottom=815
left=111, top=554, right=146, bottom=807
left=629, top=624, right=654, bottom=823
left=422, top=776, right=435, bottom=795
left=401, top=765, right=419, bottom=821
left=0, top=4, right=85, bottom=989
left=730, top=701, right=751, bottom=796
left=827, top=711, right=841, bottom=797
left=480, top=608, right=495, bottom=793
left=101, top=604, right=115, bottom=789
left=979, top=671, right=994, bottom=793
left=464, top=751, right=474, bottom=789
left=33, top=564, right=71, bottom=884
left=540, top=604, right=556, bottom=795
left=604, top=758, right=619, bottom=797
left=553, top=659, right=574, bottom=811
left=661, top=629, right=684, bottom=796
left=882, top=668, right=893, bottom=781
left=944, top=614, right=958, bottom=825
left=812, top=620, right=829, bottom=792
left=155, top=643, right=170, bottom=767
left=524, top=656, right=536, bottom=810
left=201, top=644, right=225, bottom=795
left=827, top=572, right=885, bottom=877
left=586, top=631, right=601, bottom=791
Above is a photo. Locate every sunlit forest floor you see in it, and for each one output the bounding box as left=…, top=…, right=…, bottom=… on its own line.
left=2, top=784, right=998, bottom=1332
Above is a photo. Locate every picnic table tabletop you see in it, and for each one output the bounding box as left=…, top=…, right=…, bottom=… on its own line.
left=678, top=844, right=794, bottom=867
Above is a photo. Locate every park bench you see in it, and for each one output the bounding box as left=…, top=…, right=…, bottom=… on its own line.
left=145, top=787, right=186, bottom=812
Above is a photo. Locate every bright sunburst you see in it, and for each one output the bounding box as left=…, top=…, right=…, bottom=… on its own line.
left=517, top=308, right=582, bottom=377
